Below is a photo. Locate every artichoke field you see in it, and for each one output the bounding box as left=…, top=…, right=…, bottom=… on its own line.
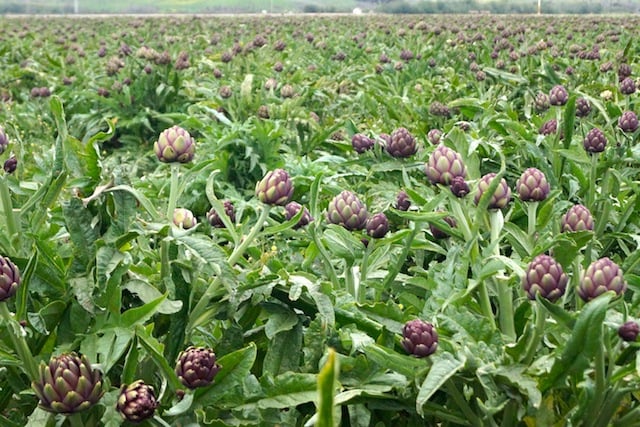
left=0, top=12, right=639, bottom=427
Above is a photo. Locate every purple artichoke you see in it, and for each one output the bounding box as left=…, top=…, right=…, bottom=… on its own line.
left=366, top=212, right=389, bottom=238
left=117, top=380, right=158, bottom=423
left=386, top=127, right=417, bottom=158
left=561, top=204, right=594, bottom=232
left=352, top=134, right=375, bottom=154
left=450, top=176, right=470, bottom=198
left=326, top=190, right=368, bottom=231
left=284, top=202, right=313, bottom=228
left=401, top=319, right=438, bottom=357
left=578, top=257, right=627, bottom=302
left=425, top=145, right=467, bottom=185
left=549, top=85, right=568, bottom=106
left=583, top=128, right=607, bottom=153
left=0, top=256, right=20, bottom=302
left=618, top=321, right=639, bottom=342
left=474, top=173, right=511, bottom=210
left=0, top=127, right=8, bottom=155
left=396, top=190, right=411, bottom=211
left=620, top=77, right=636, bottom=95
left=522, top=254, right=568, bottom=302
left=255, top=169, right=294, bottom=206
left=516, top=168, right=550, bottom=202
left=206, top=201, right=235, bottom=228
left=154, top=125, right=195, bottom=163
left=175, top=346, right=221, bottom=389
left=575, top=97, right=591, bottom=118
left=429, top=215, right=456, bottom=239
left=618, top=111, right=639, bottom=133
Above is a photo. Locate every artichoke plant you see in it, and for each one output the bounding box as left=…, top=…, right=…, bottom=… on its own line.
left=0, top=255, right=20, bottom=302
left=618, top=111, right=639, bottom=133
left=255, top=169, right=294, bottom=206
left=117, top=380, right=158, bottom=423
left=366, top=212, right=389, bottom=238
left=154, top=125, right=195, bottom=163
left=549, top=84, right=568, bottom=106
left=618, top=321, right=639, bottom=342
left=583, top=128, right=607, bottom=153
left=207, top=200, right=235, bottom=228
left=522, top=255, right=568, bottom=302
left=284, top=202, right=313, bottom=229
left=0, top=127, right=8, bottom=155
left=539, top=119, right=558, bottom=136
left=534, top=92, right=550, bottom=112
left=401, top=319, right=438, bottom=357
left=386, top=127, right=417, bottom=158
left=175, top=346, right=221, bottom=389
left=173, top=208, right=197, bottom=229
left=474, top=173, right=511, bottom=210
left=516, top=168, right=550, bottom=202
left=425, top=145, right=467, bottom=185
left=427, top=128, right=442, bottom=145
left=351, top=133, right=375, bottom=154
left=32, top=353, right=104, bottom=414
left=326, top=190, right=368, bottom=231
left=561, top=204, right=594, bottom=232
left=578, top=257, right=627, bottom=302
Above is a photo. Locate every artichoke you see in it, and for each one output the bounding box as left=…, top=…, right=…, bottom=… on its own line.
left=618, top=63, right=632, bottom=81
left=516, top=168, right=550, bottom=202
left=534, top=92, right=550, bottom=112
left=395, top=190, right=411, bottom=211
left=366, top=212, right=389, bottom=238
left=578, top=257, right=627, bottom=302
left=326, top=190, right=368, bottom=231
left=450, top=176, right=470, bottom=198
left=618, top=111, right=639, bottom=133
left=620, top=77, right=636, bottom=95
left=539, top=119, right=558, bottom=136
left=0, top=256, right=20, bottom=302
left=255, top=169, right=294, bottom=206
left=154, top=125, right=195, bottom=163
left=474, top=173, right=511, bottom=210
left=351, top=134, right=375, bottom=154
left=3, top=156, right=17, bottom=174
left=429, top=101, right=451, bottom=117
left=561, top=204, right=593, bottom=232
left=522, top=254, right=568, bottom=302
left=284, top=202, right=313, bottom=229
left=0, top=127, right=8, bottom=155
left=386, top=127, right=417, bottom=158
left=583, top=128, right=607, bottom=153
left=32, top=353, right=104, bottom=414
left=207, top=200, right=235, bottom=228
left=618, top=321, right=639, bottom=342
left=173, top=208, right=197, bottom=229
left=549, top=85, right=568, bottom=106
left=429, top=215, right=456, bottom=240
left=175, top=346, right=221, bottom=389
left=425, top=145, right=467, bottom=185
left=427, top=128, right=443, bottom=145
left=575, top=97, right=591, bottom=117
left=117, top=380, right=158, bottom=423
left=401, top=319, right=438, bottom=357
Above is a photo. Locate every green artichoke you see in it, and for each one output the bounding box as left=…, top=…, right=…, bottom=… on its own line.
left=578, top=257, right=627, bottom=302
left=117, top=380, right=158, bottom=423
left=326, top=190, right=368, bottom=231
left=516, top=168, right=550, bottom=202
left=401, top=319, right=438, bottom=357
left=522, top=254, right=568, bottom=302
left=173, top=208, right=197, bottom=229
left=425, top=145, right=467, bottom=185
left=32, top=353, right=104, bottom=414
left=474, top=173, right=511, bottom=210
left=0, top=255, right=20, bottom=302
left=255, top=169, right=294, bottom=206
left=175, top=346, right=221, bottom=389
left=154, top=125, right=195, bottom=163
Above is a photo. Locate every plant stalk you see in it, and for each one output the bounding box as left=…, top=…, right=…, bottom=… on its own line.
left=445, top=381, right=481, bottom=427
left=527, top=202, right=538, bottom=239
left=523, top=302, right=546, bottom=364
left=0, top=176, right=18, bottom=252
left=587, top=153, right=598, bottom=210
left=490, top=210, right=514, bottom=339
left=0, top=303, right=38, bottom=380
left=161, top=164, right=182, bottom=282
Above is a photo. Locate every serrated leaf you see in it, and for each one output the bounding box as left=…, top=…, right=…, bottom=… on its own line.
left=363, top=344, right=426, bottom=379
left=416, top=352, right=466, bottom=416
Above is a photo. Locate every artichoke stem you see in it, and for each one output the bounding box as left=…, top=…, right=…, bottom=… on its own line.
left=228, top=205, right=271, bottom=266
left=167, top=164, right=181, bottom=220
left=527, top=202, right=538, bottom=240
left=67, top=413, right=85, bottom=427
left=523, top=302, right=546, bottom=365
left=0, top=303, right=38, bottom=380
left=587, top=153, right=598, bottom=210
left=0, top=176, right=18, bottom=251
